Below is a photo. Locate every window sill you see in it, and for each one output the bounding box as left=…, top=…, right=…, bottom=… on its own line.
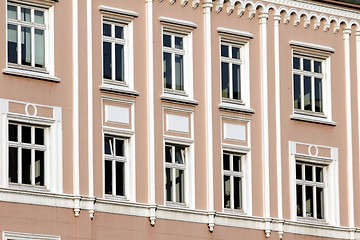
left=223, top=208, right=246, bottom=216
left=164, top=202, right=189, bottom=210
left=8, top=183, right=49, bottom=193
left=291, top=114, right=336, bottom=126
left=296, top=217, right=329, bottom=226
left=104, top=194, right=129, bottom=202
left=161, top=94, right=198, bottom=106
left=3, top=67, right=60, bottom=82
left=219, top=101, right=254, bottom=114
left=100, top=85, right=139, bottom=97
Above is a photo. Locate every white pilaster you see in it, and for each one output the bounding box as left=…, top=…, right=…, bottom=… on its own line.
left=203, top=0, right=215, bottom=233
left=72, top=0, right=81, bottom=217
left=259, top=12, right=271, bottom=238
left=343, top=29, right=354, bottom=232
left=146, top=0, right=156, bottom=226
left=274, top=15, right=283, bottom=222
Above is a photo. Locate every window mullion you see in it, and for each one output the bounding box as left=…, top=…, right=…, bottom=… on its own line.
left=112, top=160, right=116, bottom=196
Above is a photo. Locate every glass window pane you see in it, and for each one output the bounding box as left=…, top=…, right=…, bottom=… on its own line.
left=296, top=185, right=303, bottom=217
left=316, top=167, right=323, bottom=182
left=293, top=57, right=300, bottom=70
left=176, top=169, right=184, bottom=203
left=115, top=26, right=124, bottom=39
left=232, top=64, right=241, bottom=100
left=9, top=147, right=18, bottom=183
left=115, top=139, right=124, bottom=157
left=21, top=26, right=31, bottom=66
left=34, top=10, right=44, bottom=24
left=22, top=126, right=31, bottom=144
left=304, top=76, right=312, bottom=111
left=224, top=175, right=231, bottom=208
left=305, top=165, right=313, bottom=181
left=175, top=147, right=184, bottom=164
left=35, top=29, right=45, bottom=68
left=165, top=146, right=172, bottom=163
left=175, top=54, right=184, bottom=91
left=7, top=5, right=17, bottom=20
left=306, top=186, right=313, bottom=218
left=21, top=8, right=31, bottom=22
left=175, top=36, right=183, bottom=50
left=9, top=124, right=18, bottom=142
left=314, top=61, right=322, bottom=73
left=223, top=154, right=230, bottom=171
left=233, top=155, right=241, bottom=172
left=163, top=34, right=171, bottom=47
left=166, top=168, right=172, bottom=201
left=315, top=78, right=323, bottom=113
left=104, top=136, right=113, bottom=155
left=293, top=74, right=301, bottom=109
left=234, top=176, right=242, bottom=209
left=35, top=128, right=44, bottom=145
left=35, top=151, right=44, bottom=186
left=115, top=44, right=124, bottom=81
left=103, top=42, right=112, bottom=79
left=303, top=59, right=311, bottom=71
left=103, top=23, right=111, bottom=37
left=22, top=148, right=31, bottom=184
left=116, top=162, right=125, bottom=196
left=8, top=24, right=18, bottom=64
left=221, top=45, right=229, bottom=57
left=296, top=164, right=302, bottom=180
left=316, top=188, right=324, bottom=219
left=163, top=52, right=172, bottom=89
left=221, top=62, right=229, bottom=98
left=232, top=47, right=240, bottom=60
left=104, top=160, right=112, bottom=194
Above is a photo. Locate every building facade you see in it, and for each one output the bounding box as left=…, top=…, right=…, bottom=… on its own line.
left=0, top=0, right=360, bottom=239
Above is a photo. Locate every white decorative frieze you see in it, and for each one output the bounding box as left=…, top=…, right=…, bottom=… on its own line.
left=105, top=105, right=130, bottom=125
left=224, top=123, right=246, bottom=142
left=166, top=114, right=189, bottom=133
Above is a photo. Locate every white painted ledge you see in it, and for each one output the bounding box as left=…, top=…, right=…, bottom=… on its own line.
left=100, top=85, right=140, bottom=97
left=291, top=114, right=336, bottom=126
left=219, top=102, right=255, bottom=114
left=161, top=94, right=198, bottom=106
left=3, top=68, right=60, bottom=82
left=159, top=16, right=197, bottom=29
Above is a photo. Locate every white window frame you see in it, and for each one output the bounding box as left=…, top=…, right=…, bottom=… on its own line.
left=3, top=231, right=60, bottom=240
left=100, top=6, right=137, bottom=92
left=102, top=129, right=136, bottom=202
left=221, top=147, right=252, bottom=215
left=289, top=142, right=339, bottom=226
left=4, top=1, right=57, bottom=82
left=160, top=17, right=195, bottom=101
left=0, top=99, right=63, bottom=194
left=290, top=41, right=334, bottom=124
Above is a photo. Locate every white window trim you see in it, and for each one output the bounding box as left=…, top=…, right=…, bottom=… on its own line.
left=221, top=146, right=252, bottom=216
left=289, top=142, right=339, bottom=226
left=0, top=99, right=63, bottom=194
left=161, top=17, right=195, bottom=101
left=3, top=231, right=60, bottom=240
left=102, top=129, right=136, bottom=202
left=163, top=138, right=195, bottom=209
left=100, top=6, right=137, bottom=93
left=4, top=1, right=57, bottom=82
left=218, top=28, right=252, bottom=111
left=290, top=41, right=334, bottom=124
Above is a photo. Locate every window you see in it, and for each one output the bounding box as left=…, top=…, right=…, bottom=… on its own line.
left=8, top=123, right=46, bottom=187
left=7, top=3, right=47, bottom=70
left=104, top=135, right=127, bottom=197
left=293, top=55, right=324, bottom=114
left=165, top=144, right=186, bottom=204
left=221, top=43, right=243, bottom=101
left=163, top=32, right=185, bottom=92
left=296, top=162, right=325, bottom=220
left=223, top=153, right=243, bottom=210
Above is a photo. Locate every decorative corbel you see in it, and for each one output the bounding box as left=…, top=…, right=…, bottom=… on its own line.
left=181, top=0, right=188, bottom=7
left=284, top=15, right=290, bottom=24
left=314, top=21, right=320, bottom=30
left=294, top=17, right=300, bottom=27
left=73, top=195, right=81, bottom=217
left=215, top=3, right=223, bottom=13
left=149, top=204, right=157, bottom=226
left=170, top=0, right=176, bottom=4
left=304, top=19, right=310, bottom=28
left=324, top=23, right=330, bottom=32
left=237, top=7, right=245, bottom=17
left=333, top=24, right=340, bottom=33
left=192, top=0, right=200, bottom=9
left=264, top=218, right=272, bottom=238
left=249, top=9, right=256, bottom=20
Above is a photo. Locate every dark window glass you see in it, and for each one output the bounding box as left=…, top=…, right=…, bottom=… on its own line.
left=22, top=148, right=31, bottom=184
left=314, top=61, right=322, bottom=73
left=175, top=147, right=184, bottom=164
left=305, top=165, right=312, bottom=181
left=115, top=26, right=124, bottom=39
left=7, top=5, right=17, bottom=20
left=233, top=155, right=241, bottom=172
left=103, top=23, right=111, bottom=37
left=166, top=168, right=172, bottom=201
left=303, top=59, right=311, bottom=71
left=223, top=154, right=230, bottom=171
left=116, top=162, right=124, bottom=196
left=35, top=128, right=44, bottom=145
left=21, top=7, right=31, bottom=22
left=232, top=64, right=241, bottom=100
left=316, top=188, right=324, bottom=219
left=176, top=169, right=184, bottom=203
left=223, top=175, right=230, bottom=208
left=296, top=185, right=303, bottom=216
left=104, top=160, right=112, bottom=194
left=104, top=137, right=112, bottom=155
left=293, top=57, right=300, bottom=70
left=7, top=24, right=18, bottom=64
left=115, top=44, right=124, bottom=81
left=22, top=126, right=31, bottom=144
left=175, top=36, right=183, bottom=50
left=293, top=74, right=301, bottom=109
left=315, top=78, right=323, bottom=113
left=221, top=62, right=229, bottom=98
left=165, top=146, right=172, bottom=163
left=9, top=147, right=18, bottom=183
left=163, top=52, right=172, bottom=89
left=103, top=42, right=112, bottom=79
left=34, top=10, right=44, bottom=24
left=9, top=124, right=18, bottom=142
left=163, top=34, right=171, bottom=47
left=296, top=164, right=302, bottom=180
left=316, top=167, right=323, bottom=182
left=221, top=45, right=229, bottom=57
left=175, top=54, right=184, bottom=91
left=304, top=76, right=312, bottom=111
left=35, top=150, right=44, bottom=186
left=234, top=176, right=242, bottom=209
left=21, top=26, right=31, bottom=66
left=232, top=47, right=240, bottom=60
left=35, top=29, right=45, bottom=68
left=305, top=186, right=313, bottom=217
left=115, top=139, right=124, bottom=157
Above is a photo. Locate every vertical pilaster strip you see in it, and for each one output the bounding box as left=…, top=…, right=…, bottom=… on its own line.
left=259, top=12, right=271, bottom=238
left=203, top=0, right=215, bottom=232
left=343, top=29, right=355, bottom=237
left=146, top=0, right=156, bottom=226
left=72, top=0, right=81, bottom=217
left=87, top=0, right=95, bottom=219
